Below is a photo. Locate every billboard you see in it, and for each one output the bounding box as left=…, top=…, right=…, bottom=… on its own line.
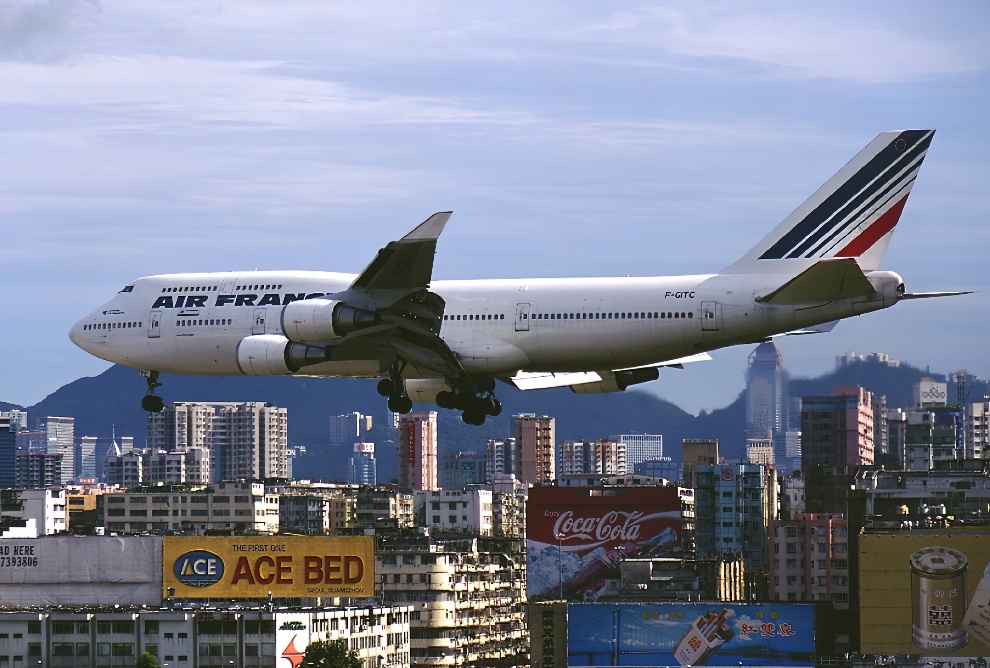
left=567, top=602, right=815, bottom=667
left=163, top=535, right=374, bottom=598
left=861, top=531, right=990, bottom=658
left=0, top=536, right=161, bottom=607
left=527, top=486, right=681, bottom=600
left=354, top=443, right=375, bottom=453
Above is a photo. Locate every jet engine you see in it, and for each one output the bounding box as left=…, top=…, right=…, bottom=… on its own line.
left=281, top=299, right=377, bottom=343
left=236, top=334, right=328, bottom=376
left=570, top=367, right=660, bottom=394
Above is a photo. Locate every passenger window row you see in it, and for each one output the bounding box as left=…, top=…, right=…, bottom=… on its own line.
left=84, top=322, right=142, bottom=331
left=235, top=284, right=282, bottom=290
left=442, top=314, right=505, bottom=321
left=532, top=311, right=693, bottom=320
left=161, top=286, right=218, bottom=293
left=178, top=319, right=231, bottom=327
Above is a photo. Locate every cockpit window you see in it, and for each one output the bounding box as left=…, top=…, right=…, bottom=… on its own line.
left=119, top=285, right=134, bottom=293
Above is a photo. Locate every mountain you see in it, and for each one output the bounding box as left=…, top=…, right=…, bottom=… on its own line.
left=16, top=358, right=982, bottom=483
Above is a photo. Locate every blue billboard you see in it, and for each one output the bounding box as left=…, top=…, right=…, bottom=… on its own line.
left=567, top=602, right=815, bottom=667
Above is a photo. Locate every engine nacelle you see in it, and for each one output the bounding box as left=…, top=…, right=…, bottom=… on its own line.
left=570, top=367, right=660, bottom=394
left=403, top=378, right=452, bottom=403
left=236, top=335, right=328, bottom=376
left=281, top=298, right=378, bottom=343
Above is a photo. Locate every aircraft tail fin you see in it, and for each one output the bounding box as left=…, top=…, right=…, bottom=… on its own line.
left=721, top=130, right=935, bottom=275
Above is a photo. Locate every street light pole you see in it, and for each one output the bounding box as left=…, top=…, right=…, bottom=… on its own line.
left=555, top=532, right=564, bottom=600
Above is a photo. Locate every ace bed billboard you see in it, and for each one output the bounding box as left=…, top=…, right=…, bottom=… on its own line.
left=527, top=486, right=682, bottom=601
left=163, top=535, right=374, bottom=599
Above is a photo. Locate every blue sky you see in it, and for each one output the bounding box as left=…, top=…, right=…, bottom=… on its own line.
left=1, top=1, right=987, bottom=414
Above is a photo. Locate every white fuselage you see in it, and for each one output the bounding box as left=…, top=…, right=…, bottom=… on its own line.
left=68, top=268, right=899, bottom=380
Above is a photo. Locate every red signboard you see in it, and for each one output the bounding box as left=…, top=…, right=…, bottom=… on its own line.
left=526, top=486, right=682, bottom=601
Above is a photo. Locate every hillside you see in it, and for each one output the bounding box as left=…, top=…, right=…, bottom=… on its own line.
left=15, top=358, right=982, bottom=483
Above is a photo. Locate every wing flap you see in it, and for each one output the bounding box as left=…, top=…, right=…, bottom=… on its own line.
left=756, top=258, right=876, bottom=306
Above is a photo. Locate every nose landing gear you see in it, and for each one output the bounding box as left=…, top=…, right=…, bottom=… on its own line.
left=140, top=370, right=165, bottom=413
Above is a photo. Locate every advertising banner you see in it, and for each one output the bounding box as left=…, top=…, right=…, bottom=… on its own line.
left=276, top=612, right=311, bottom=667
left=526, top=486, right=681, bottom=600
left=567, top=602, right=815, bottom=667
left=0, top=536, right=161, bottom=606
left=163, top=535, right=374, bottom=598
left=861, top=531, right=990, bottom=658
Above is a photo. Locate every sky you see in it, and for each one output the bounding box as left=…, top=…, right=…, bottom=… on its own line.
left=1, top=1, right=988, bottom=415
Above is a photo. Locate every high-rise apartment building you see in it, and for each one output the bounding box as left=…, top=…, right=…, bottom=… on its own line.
left=36, top=416, right=74, bottom=484
left=486, top=438, right=517, bottom=480
left=516, top=413, right=555, bottom=485
left=801, top=387, right=875, bottom=469
left=147, top=402, right=287, bottom=483
left=968, top=398, right=990, bottom=460
left=397, top=411, right=438, bottom=491
left=213, top=402, right=288, bottom=481
left=15, top=452, right=62, bottom=489
left=615, top=434, right=664, bottom=469
left=349, top=443, right=377, bottom=486
left=768, top=513, right=850, bottom=607
left=329, top=412, right=373, bottom=445
left=558, top=439, right=626, bottom=477
left=441, top=451, right=488, bottom=489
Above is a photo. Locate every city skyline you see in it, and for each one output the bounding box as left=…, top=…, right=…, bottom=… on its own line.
left=0, top=2, right=987, bottom=415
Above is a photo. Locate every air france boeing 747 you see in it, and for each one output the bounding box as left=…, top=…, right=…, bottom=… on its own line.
left=70, top=130, right=966, bottom=425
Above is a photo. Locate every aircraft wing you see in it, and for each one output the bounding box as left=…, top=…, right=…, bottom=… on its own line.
left=755, top=258, right=876, bottom=306
left=342, top=211, right=451, bottom=307
left=507, top=353, right=712, bottom=390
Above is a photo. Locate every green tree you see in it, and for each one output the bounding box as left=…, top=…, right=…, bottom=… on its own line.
left=301, top=639, right=364, bottom=668
left=136, top=652, right=162, bottom=668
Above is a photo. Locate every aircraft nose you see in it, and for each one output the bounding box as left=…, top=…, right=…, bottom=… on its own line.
left=68, top=317, right=89, bottom=351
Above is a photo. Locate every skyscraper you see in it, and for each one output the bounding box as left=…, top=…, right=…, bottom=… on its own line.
left=516, top=414, right=555, bottom=485
left=398, top=411, right=438, bottom=491
left=0, top=415, right=15, bottom=487
left=213, top=402, right=288, bottom=481
left=349, top=443, right=377, bottom=486
left=77, top=436, right=97, bottom=480
left=745, top=342, right=789, bottom=467
left=36, top=416, right=74, bottom=485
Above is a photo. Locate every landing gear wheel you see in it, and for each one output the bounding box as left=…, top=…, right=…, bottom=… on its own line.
left=462, top=408, right=486, bottom=426
left=142, top=395, right=165, bottom=413
left=377, top=379, right=395, bottom=397
left=436, top=391, right=457, bottom=409
left=388, top=395, right=413, bottom=414
left=483, top=397, right=502, bottom=416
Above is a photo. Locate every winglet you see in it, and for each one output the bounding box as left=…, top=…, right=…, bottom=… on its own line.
left=349, top=212, right=452, bottom=294
left=401, top=211, right=451, bottom=241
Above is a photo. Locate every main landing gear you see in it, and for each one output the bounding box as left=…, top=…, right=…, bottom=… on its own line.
left=140, top=370, right=165, bottom=413
left=437, top=388, right=502, bottom=426
left=377, top=363, right=413, bottom=415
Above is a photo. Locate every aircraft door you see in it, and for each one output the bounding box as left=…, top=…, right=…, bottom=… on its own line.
left=148, top=310, right=162, bottom=338
left=515, top=303, right=531, bottom=332
left=701, top=301, right=720, bottom=332
left=252, top=308, right=267, bottom=335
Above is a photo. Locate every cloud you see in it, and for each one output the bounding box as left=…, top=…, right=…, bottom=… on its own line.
left=0, top=0, right=101, bottom=62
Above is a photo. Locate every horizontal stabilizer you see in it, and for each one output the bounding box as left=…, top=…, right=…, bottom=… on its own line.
left=899, top=291, right=972, bottom=300
left=756, top=258, right=876, bottom=306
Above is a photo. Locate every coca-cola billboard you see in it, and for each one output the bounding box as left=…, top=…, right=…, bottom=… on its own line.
left=527, top=486, right=682, bottom=601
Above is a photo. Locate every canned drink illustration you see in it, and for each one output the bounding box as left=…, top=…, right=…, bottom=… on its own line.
left=910, top=546, right=969, bottom=651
